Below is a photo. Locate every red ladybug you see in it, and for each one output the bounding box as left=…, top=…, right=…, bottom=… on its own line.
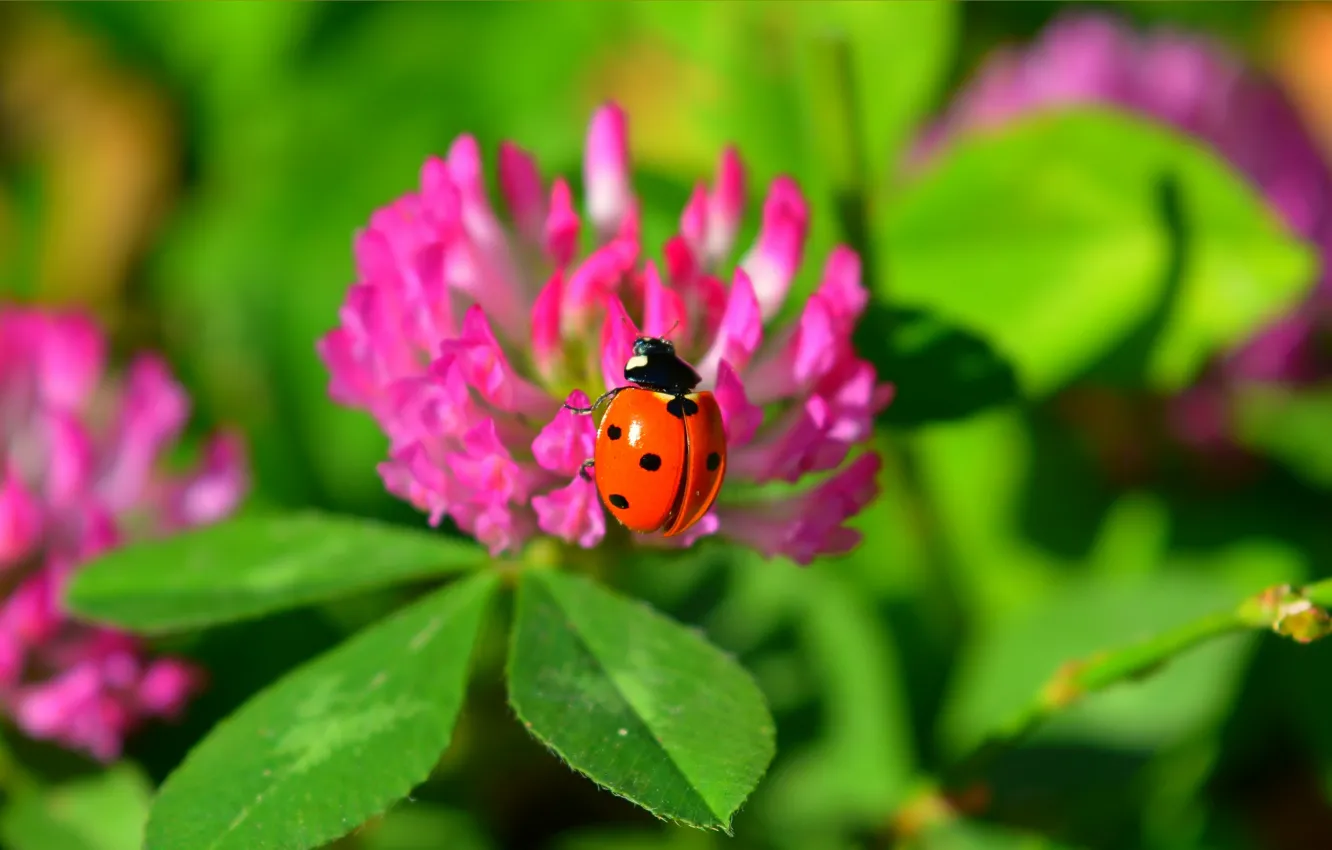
left=566, top=336, right=727, bottom=536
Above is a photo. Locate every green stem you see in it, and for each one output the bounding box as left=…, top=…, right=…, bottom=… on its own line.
left=801, top=19, right=967, bottom=725
left=0, top=734, right=39, bottom=799
left=883, top=579, right=1332, bottom=844
left=885, top=439, right=966, bottom=639
left=799, top=27, right=879, bottom=292
left=801, top=30, right=868, bottom=218
left=950, top=577, right=1332, bottom=786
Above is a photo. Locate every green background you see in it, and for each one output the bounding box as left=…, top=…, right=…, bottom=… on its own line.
left=2, top=2, right=1331, bottom=849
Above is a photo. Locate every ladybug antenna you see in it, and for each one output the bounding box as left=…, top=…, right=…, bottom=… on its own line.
left=663, top=320, right=681, bottom=340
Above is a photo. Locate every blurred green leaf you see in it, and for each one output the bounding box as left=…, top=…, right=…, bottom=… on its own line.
left=1119, top=1, right=1268, bottom=42
left=0, top=165, right=46, bottom=301
left=862, top=304, right=1021, bottom=427
left=624, top=3, right=806, bottom=183
left=145, top=572, right=497, bottom=850
left=1271, top=633, right=1332, bottom=805
left=941, top=572, right=1256, bottom=758
left=617, top=2, right=845, bottom=305
left=884, top=109, right=1316, bottom=395
left=0, top=765, right=152, bottom=850
left=507, top=570, right=774, bottom=832
left=147, top=3, right=614, bottom=512
left=67, top=512, right=484, bottom=633
left=1234, top=384, right=1332, bottom=489
left=358, top=805, right=495, bottom=850
left=61, top=3, right=318, bottom=116
left=1138, top=731, right=1224, bottom=850
left=914, top=408, right=1071, bottom=624
left=721, top=556, right=916, bottom=835
left=911, top=819, right=1082, bottom=850
left=796, top=0, right=957, bottom=187
left=550, top=824, right=722, bottom=850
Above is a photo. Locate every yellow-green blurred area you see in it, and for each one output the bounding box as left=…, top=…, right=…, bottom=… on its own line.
left=4, top=2, right=1332, bottom=850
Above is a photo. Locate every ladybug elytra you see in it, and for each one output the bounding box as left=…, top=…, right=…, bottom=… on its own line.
left=565, top=336, right=727, bottom=536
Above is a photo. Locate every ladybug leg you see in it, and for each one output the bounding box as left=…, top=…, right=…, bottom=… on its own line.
left=578, top=458, right=596, bottom=482
left=563, top=387, right=624, bottom=416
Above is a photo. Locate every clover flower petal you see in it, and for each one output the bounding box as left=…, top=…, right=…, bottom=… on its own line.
left=0, top=470, right=42, bottom=566
left=532, top=476, right=606, bottom=550
left=320, top=103, right=892, bottom=563
left=0, top=306, right=247, bottom=760
left=917, top=11, right=1332, bottom=449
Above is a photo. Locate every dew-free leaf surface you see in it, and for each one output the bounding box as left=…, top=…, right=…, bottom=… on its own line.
left=508, top=570, right=775, bottom=832
left=66, top=512, right=484, bottom=633
left=885, top=109, right=1316, bottom=395
left=0, top=765, right=152, bottom=850
left=144, top=572, right=498, bottom=850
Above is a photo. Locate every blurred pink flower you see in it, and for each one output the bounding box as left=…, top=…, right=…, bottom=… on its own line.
left=318, top=103, right=893, bottom=564
left=914, top=12, right=1332, bottom=448
left=0, top=308, right=247, bottom=761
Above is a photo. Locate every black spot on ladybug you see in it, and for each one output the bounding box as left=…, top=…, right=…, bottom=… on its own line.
left=639, top=453, right=662, bottom=471
left=607, top=424, right=622, bottom=440
left=706, top=451, right=721, bottom=471
left=609, top=494, right=630, bottom=509
left=666, top=396, right=700, bottom=419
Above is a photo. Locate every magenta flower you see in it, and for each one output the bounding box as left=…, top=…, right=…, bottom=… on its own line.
left=913, top=12, right=1332, bottom=448
left=318, top=103, right=893, bottom=564
left=0, top=307, right=247, bottom=760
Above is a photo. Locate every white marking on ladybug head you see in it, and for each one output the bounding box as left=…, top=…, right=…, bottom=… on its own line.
left=626, top=355, right=649, bottom=370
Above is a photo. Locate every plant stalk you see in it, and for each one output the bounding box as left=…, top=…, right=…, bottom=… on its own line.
left=886, top=578, right=1332, bottom=843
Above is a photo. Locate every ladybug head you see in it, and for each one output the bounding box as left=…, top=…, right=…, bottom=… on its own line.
left=624, top=336, right=700, bottom=393
left=632, top=336, right=676, bottom=358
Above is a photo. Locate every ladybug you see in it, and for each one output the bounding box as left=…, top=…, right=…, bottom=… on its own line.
left=565, top=336, right=727, bottom=536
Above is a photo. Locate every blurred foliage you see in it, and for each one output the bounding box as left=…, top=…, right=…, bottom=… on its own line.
left=143, top=574, right=497, bottom=850
left=0, top=764, right=151, bottom=850
left=67, top=513, right=487, bottom=633
left=3, top=2, right=1332, bottom=850
left=883, top=111, right=1314, bottom=395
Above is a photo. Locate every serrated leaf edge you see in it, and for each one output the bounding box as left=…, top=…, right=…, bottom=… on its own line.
left=143, top=572, right=499, bottom=850
left=506, top=571, right=775, bottom=834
